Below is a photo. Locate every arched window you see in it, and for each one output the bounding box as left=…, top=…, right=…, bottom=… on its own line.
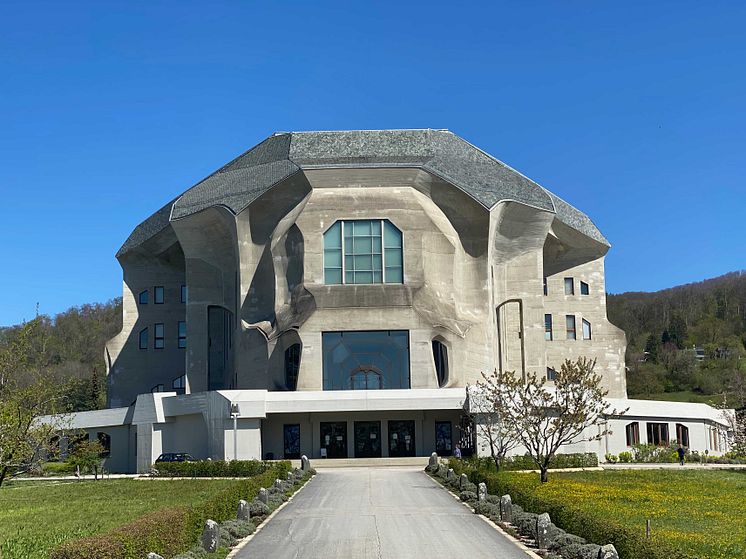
left=676, top=423, right=689, bottom=447
left=349, top=367, right=383, bottom=390
left=324, top=220, right=403, bottom=284
left=285, top=344, right=301, bottom=391
left=625, top=422, right=640, bottom=446
left=97, top=432, right=111, bottom=457
left=432, top=340, right=449, bottom=388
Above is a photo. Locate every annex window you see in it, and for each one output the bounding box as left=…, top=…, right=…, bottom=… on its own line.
left=178, top=321, right=187, bottom=349
left=139, top=328, right=148, bottom=350
left=625, top=422, right=640, bottom=446
left=323, top=220, right=403, bottom=284
left=546, top=367, right=557, bottom=381
left=582, top=319, right=592, bottom=340
left=285, top=344, right=301, bottom=391
left=544, top=314, right=553, bottom=341
left=647, top=422, right=669, bottom=446
left=564, top=277, right=574, bottom=295
left=151, top=384, right=165, bottom=393
left=676, top=423, right=689, bottom=447
left=580, top=281, right=589, bottom=295
left=432, top=340, right=449, bottom=388
left=566, top=315, right=576, bottom=340
left=154, top=323, right=164, bottom=349
left=138, top=290, right=148, bottom=305
left=172, top=375, right=186, bottom=393
left=543, top=277, right=548, bottom=296
left=181, top=285, right=187, bottom=304
left=154, top=286, right=164, bottom=304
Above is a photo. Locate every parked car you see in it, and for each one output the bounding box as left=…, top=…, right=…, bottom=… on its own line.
left=155, top=452, right=195, bottom=463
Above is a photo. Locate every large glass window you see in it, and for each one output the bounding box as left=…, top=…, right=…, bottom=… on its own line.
left=647, top=422, right=669, bottom=446
left=322, top=330, right=410, bottom=390
left=285, top=344, right=301, bottom=391
left=323, top=220, right=403, bottom=284
left=432, top=340, right=448, bottom=387
left=676, top=423, right=689, bottom=447
left=283, top=424, right=301, bottom=459
left=625, top=422, right=640, bottom=446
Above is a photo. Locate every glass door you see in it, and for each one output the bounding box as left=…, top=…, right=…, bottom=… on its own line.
left=354, top=421, right=382, bottom=458
left=388, top=420, right=416, bottom=457
left=283, top=424, right=300, bottom=459
left=320, top=422, right=347, bottom=458
left=435, top=421, right=452, bottom=456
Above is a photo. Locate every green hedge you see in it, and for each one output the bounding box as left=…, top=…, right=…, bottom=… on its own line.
left=49, top=462, right=292, bottom=559
left=447, top=460, right=675, bottom=559
left=457, top=452, right=598, bottom=472
left=153, top=459, right=272, bottom=478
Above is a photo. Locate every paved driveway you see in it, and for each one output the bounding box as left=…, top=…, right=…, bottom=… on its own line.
left=233, top=467, right=531, bottom=559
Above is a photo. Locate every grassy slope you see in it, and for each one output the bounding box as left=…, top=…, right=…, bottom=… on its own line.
left=0, top=479, right=236, bottom=559
left=530, top=469, right=746, bottom=559
left=631, top=390, right=722, bottom=404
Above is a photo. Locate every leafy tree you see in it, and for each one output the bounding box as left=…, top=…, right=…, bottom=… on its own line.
left=644, top=334, right=660, bottom=363
left=0, top=319, right=67, bottom=487
left=480, top=358, right=625, bottom=483
left=69, top=438, right=106, bottom=480
left=466, top=369, right=520, bottom=469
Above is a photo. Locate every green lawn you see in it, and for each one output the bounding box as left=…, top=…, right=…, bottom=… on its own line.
left=0, top=479, right=237, bottom=559
left=507, top=469, right=746, bottom=558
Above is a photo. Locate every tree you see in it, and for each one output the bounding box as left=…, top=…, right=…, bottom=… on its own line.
left=69, top=438, right=106, bottom=480
left=482, top=358, right=625, bottom=483
left=0, top=319, right=67, bottom=487
left=466, top=369, right=520, bottom=469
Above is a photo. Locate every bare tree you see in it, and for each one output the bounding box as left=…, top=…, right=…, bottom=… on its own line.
left=482, top=358, right=625, bottom=483
left=466, top=369, right=520, bottom=469
left=719, top=370, right=746, bottom=456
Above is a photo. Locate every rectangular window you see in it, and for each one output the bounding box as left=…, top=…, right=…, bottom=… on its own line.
left=564, top=277, right=574, bottom=295
left=324, top=220, right=403, bottom=285
left=676, top=423, right=689, bottom=447
left=580, top=281, right=589, bottom=295
left=139, top=328, right=148, bottom=350
left=154, top=323, right=164, bottom=349
left=544, top=314, right=553, bottom=341
left=154, top=286, right=164, bottom=304
left=546, top=367, right=557, bottom=381
left=178, top=321, right=187, bottom=349
left=543, top=277, right=548, bottom=296
left=582, top=319, right=592, bottom=340
left=566, top=315, right=576, bottom=340
left=647, top=422, right=669, bottom=446
left=138, top=290, right=148, bottom=305
left=626, top=422, right=640, bottom=446
left=181, top=285, right=187, bottom=303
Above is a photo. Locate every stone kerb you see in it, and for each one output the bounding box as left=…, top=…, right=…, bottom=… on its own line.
left=202, top=519, right=219, bottom=552
left=499, top=494, right=512, bottom=523
left=237, top=499, right=249, bottom=522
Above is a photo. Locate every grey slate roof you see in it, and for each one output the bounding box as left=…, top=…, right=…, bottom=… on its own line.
left=117, top=129, right=607, bottom=257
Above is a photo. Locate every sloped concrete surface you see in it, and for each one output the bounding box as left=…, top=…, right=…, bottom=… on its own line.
left=233, top=467, right=532, bottom=559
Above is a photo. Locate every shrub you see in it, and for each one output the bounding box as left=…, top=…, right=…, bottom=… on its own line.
left=50, top=462, right=292, bottom=559
left=604, top=453, right=618, bottom=463
left=459, top=491, right=477, bottom=502
left=152, top=459, right=272, bottom=478
left=617, top=451, right=632, bottom=463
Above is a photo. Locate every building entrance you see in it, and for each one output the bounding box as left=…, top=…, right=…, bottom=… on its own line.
left=388, top=420, right=416, bottom=457
left=354, top=421, right=382, bottom=458
left=320, top=422, right=347, bottom=458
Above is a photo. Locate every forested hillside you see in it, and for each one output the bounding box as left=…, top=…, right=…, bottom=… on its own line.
left=0, top=300, right=122, bottom=411
left=608, top=271, right=746, bottom=402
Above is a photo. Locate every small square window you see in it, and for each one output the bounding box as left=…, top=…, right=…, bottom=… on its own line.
left=181, top=285, right=187, bottom=304
left=546, top=367, right=557, bottom=381
left=154, top=323, right=164, bottom=349
left=564, top=277, right=574, bottom=295
left=154, top=286, right=164, bottom=304
left=580, top=281, right=589, bottom=295
left=178, top=321, right=187, bottom=349
left=138, top=290, right=148, bottom=305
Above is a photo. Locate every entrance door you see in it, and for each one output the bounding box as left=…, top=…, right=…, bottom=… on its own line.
left=320, top=422, right=347, bottom=458
left=435, top=421, right=452, bottom=456
left=283, top=424, right=300, bottom=459
left=388, top=420, right=416, bottom=457
left=354, top=421, right=382, bottom=458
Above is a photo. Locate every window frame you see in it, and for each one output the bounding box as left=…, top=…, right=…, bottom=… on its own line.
left=582, top=319, right=592, bottom=340
left=625, top=422, right=640, bottom=446
left=543, top=277, right=548, bottom=296
left=676, top=423, right=689, bottom=447
left=566, top=315, right=576, bottom=340
left=580, top=281, right=589, bottom=295
left=139, top=327, right=148, bottom=350
left=181, top=285, right=187, bottom=304
left=154, top=323, right=165, bottom=349
left=138, top=290, right=148, bottom=305
left=544, top=314, right=553, bottom=341
left=432, top=339, right=449, bottom=388
left=546, top=367, right=557, bottom=381
left=564, top=277, right=574, bottom=295
left=178, top=321, right=187, bottom=349
left=323, top=219, right=403, bottom=285
left=154, top=286, right=165, bottom=304
left=647, top=422, right=669, bottom=446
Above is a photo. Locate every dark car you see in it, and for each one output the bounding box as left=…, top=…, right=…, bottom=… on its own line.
left=155, top=452, right=195, bottom=463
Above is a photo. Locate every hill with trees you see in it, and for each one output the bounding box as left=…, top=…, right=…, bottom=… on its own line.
left=607, top=271, right=746, bottom=404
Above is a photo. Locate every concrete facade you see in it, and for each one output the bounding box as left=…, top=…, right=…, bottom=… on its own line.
left=45, top=130, right=733, bottom=471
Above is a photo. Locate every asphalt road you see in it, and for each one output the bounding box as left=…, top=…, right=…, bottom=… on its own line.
left=233, top=467, right=532, bottom=559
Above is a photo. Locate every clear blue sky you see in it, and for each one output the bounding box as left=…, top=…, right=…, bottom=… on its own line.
left=1, top=2, right=744, bottom=326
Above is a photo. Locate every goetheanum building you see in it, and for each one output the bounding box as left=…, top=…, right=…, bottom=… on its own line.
left=53, top=130, right=732, bottom=472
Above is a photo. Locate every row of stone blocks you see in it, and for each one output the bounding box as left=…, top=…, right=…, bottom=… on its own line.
left=428, top=453, right=619, bottom=559
left=147, top=456, right=313, bottom=558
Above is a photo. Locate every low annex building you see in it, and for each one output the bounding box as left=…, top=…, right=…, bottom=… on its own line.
left=54, top=130, right=732, bottom=472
